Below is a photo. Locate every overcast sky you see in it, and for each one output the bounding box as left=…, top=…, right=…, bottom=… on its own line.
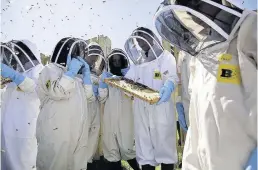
left=1, top=0, right=162, bottom=55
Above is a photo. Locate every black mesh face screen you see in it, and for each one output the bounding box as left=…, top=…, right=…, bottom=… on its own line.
left=85, top=45, right=104, bottom=57
left=109, top=55, right=128, bottom=69
left=154, top=0, right=240, bottom=55
left=133, top=27, right=164, bottom=52
left=70, top=41, right=86, bottom=58
left=2, top=40, right=39, bottom=72
left=12, top=40, right=38, bottom=64
left=1, top=45, right=18, bottom=70
left=51, top=37, right=69, bottom=63
left=172, top=0, right=238, bottom=33
left=51, top=37, right=77, bottom=67
left=13, top=41, right=40, bottom=70
left=159, top=10, right=200, bottom=55
left=108, top=50, right=129, bottom=76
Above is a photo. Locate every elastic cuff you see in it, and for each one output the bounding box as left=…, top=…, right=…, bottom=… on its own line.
left=59, top=74, right=75, bottom=91
left=165, top=79, right=176, bottom=93
left=83, top=79, right=92, bottom=85
left=98, top=88, right=108, bottom=103
left=84, top=84, right=94, bottom=101
left=165, top=79, right=173, bottom=85
left=83, top=72, right=92, bottom=85
left=99, top=82, right=108, bottom=89
left=168, top=77, right=178, bottom=87
left=64, top=71, right=76, bottom=79
left=18, top=77, right=35, bottom=93
left=13, top=73, right=25, bottom=85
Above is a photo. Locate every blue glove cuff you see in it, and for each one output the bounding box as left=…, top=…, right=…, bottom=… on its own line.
left=164, top=80, right=174, bottom=93
left=1, top=63, right=25, bottom=85
left=83, top=72, right=92, bottom=85
left=176, top=102, right=188, bottom=132
left=64, top=71, right=77, bottom=78
left=13, top=73, right=25, bottom=85
left=99, top=82, right=108, bottom=89
left=245, top=148, right=258, bottom=170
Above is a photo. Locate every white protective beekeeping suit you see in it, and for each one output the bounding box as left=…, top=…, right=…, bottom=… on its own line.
left=99, top=48, right=136, bottom=162
left=177, top=51, right=192, bottom=126
left=84, top=42, right=106, bottom=163
left=124, top=27, right=179, bottom=167
left=100, top=87, right=135, bottom=162
left=86, top=74, right=101, bottom=163
left=1, top=40, right=44, bottom=170
left=36, top=37, right=94, bottom=170
left=155, top=0, right=257, bottom=169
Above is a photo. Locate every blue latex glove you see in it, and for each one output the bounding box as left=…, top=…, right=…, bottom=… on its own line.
left=1, top=63, right=25, bottom=85
left=77, top=57, right=92, bottom=85
left=64, top=58, right=83, bottom=78
left=245, top=148, right=257, bottom=170
left=121, top=67, right=130, bottom=76
left=157, top=80, right=175, bottom=105
left=176, top=102, right=188, bottom=132
left=93, top=84, right=99, bottom=96
left=99, top=71, right=112, bottom=89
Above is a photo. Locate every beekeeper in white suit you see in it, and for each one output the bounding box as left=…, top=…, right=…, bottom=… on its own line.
left=124, top=27, right=179, bottom=170
left=154, top=0, right=257, bottom=169
left=1, top=40, right=44, bottom=170
left=176, top=51, right=192, bottom=132
left=84, top=42, right=105, bottom=169
left=98, top=48, right=140, bottom=170
left=36, top=37, right=94, bottom=170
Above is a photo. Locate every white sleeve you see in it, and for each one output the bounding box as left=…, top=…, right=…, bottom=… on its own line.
left=98, top=88, right=108, bottom=104
left=36, top=65, right=75, bottom=101
left=18, top=77, right=36, bottom=93
left=1, top=87, right=12, bottom=122
left=177, top=51, right=185, bottom=74
left=180, top=52, right=192, bottom=101
left=188, top=56, right=197, bottom=97
left=161, top=51, right=179, bottom=86
left=237, top=12, right=257, bottom=140
left=180, top=52, right=192, bottom=126
left=238, top=12, right=257, bottom=65
left=84, top=84, right=95, bottom=103
left=124, top=65, right=136, bottom=81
